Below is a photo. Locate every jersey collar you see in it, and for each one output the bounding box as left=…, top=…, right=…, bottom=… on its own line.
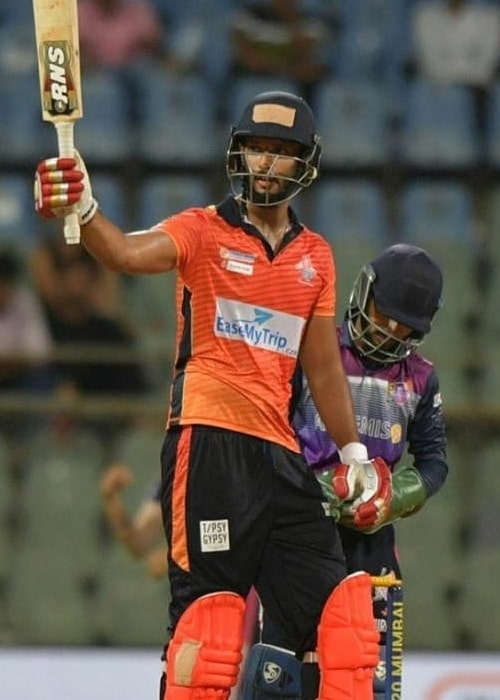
left=216, top=195, right=303, bottom=244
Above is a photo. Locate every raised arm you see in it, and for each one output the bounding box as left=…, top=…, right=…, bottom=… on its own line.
left=82, top=209, right=177, bottom=275
left=34, top=152, right=178, bottom=274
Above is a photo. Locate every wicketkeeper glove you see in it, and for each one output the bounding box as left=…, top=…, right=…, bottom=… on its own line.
left=315, top=469, right=344, bottom=521
left=34, top=150, right=98, bottom=226
left=341, top=463, right=427, bottom=534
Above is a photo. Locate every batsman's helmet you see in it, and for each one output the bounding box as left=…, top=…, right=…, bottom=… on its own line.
left=226, top=91, right=321, bottom=206
left=347, top=244, right=443, bottom=364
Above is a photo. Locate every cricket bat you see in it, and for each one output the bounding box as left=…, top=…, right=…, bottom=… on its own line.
left=32, top=0, right=83, bottom=245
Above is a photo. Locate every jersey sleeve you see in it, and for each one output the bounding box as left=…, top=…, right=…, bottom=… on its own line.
left=312, top=239, right=336, bottom=317
left=406, top=370, right=448, bottom=497
left=153, top=207, right=207, bottom=273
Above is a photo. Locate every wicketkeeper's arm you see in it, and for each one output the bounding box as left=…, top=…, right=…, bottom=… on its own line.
left=340, top=463, right=427, bottom=533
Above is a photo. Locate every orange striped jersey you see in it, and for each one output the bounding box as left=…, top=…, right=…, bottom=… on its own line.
left=154, top=196, right=336, bottom=453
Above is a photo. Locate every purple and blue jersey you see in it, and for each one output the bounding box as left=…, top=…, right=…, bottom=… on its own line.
left=293, top=324, right=448, bottom=576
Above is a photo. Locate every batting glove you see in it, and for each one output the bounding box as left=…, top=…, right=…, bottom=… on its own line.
left=331, top=442, right=370, bottom=501
left=340, top=457, right=393, bottom=531
left=315, top=442, right=369, bottom=519
left=34, top=150, right=98, bottom=226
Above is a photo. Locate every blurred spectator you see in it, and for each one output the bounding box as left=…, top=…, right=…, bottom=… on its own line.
left=409, top=0, right=500, bottom=148
left=30, top=233, right=121, bottom=317
left=229, top=0, right=333, bottom=100
left=78, top=0, right=166, bottom=72
left=99, top=463, right=166, bottom=579
left=30, top=238, right=149, bottom=397
left=77, top=0, right=206, bottom=124
left=410, top=0, right=500, bottom=88
left=77, top=0, right=204, bottom=77
left=0, top=248, right=53, bottom=393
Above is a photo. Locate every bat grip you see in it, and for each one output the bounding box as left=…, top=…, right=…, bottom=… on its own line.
left=55, top=121, right=80, bottom=245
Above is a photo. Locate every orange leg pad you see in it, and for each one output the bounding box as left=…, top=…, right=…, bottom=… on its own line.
left=164, top=592, right=246, bottom=700
left=317, top=571, right=380, bottom=700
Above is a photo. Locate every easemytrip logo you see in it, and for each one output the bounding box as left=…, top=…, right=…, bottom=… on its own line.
left=41, top=41, right=78, bottom=116
left=214, top=298, right=305, bottom=357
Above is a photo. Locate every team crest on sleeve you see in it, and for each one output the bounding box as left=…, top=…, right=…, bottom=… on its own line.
left=390, top=423, right=403, bottom=444
left=295, top=255, right=316, bottom=285
left=433, top=392, right=443, bottom=408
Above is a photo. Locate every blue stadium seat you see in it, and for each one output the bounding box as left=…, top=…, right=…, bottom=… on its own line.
left=311, top=179, right=388, bottom=244
left=147, top=1, right=234, bottom=89
left=399, top=181, right=476, bottom=405
left=486, top=184, right=500, bottom=273
left=91, top=174, right=128, bottom=230
left=123, top=164, right=191, bottom=367
left=135, top=175, right=211, bottom=230
left=7, top=542, right=97, bottom=645
left=0, top=434, right=13, bottom=583
left=0, top=21, right=37, bottom=76
left=136, top=69, right=219, bottom=167
left=122, top=270, right=177, bottom=382
left=0, top=71, right=51, bottom=164
left=396, top=436, right=461, bottom=649
left=110, top=423, right=163, bottom=512
left=19, top=428, right=105, bottom=578
left=335, top=0, right=410, bottom=85
left=399, top=181, right=474, bottom=242
left=126, top=174, right=206, bottom=374
left=150, top=0, right=238, bottom=25
left=398, top=80, right=479, bottom=168
left=475, top=187, right=500, bottom=403
left=313, top=80, right=392, bottom=167
left=94, top=542, right=168, bottom=646
left=0, top=174, right=39, bottom=249
left=457, top=441, right=500, bottom=647
left=397, top=507, right=459, bottom=649
left=310, top=180, right=389, bottom=309
left=0, top=5, right=34, bottom=25
left=75, top=70, right=132, bottom=164
left=486, top=81, right=500, bottom=168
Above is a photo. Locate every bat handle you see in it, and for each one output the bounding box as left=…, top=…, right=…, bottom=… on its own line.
left=55, top=121, right=80, bottom=245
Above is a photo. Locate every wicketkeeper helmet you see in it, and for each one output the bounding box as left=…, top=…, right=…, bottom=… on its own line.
left=347, top=244, right=443, bottom=364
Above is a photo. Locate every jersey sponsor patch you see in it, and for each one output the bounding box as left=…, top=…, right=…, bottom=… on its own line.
left=220, top=247, right=257, bottom=276
left=200, top=519, right=230, bottom=552
left=390, top=423, right=402, bottom=444
left=214, top=297, right=305, bottom=357
left=388, top=380, right=414, bottom=404
left=226, top=259, right=254, bottom=275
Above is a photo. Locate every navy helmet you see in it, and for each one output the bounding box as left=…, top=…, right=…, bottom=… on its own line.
left=347, top=244, right=443, bottom=363
left=226, top=91, right=321, bottom=206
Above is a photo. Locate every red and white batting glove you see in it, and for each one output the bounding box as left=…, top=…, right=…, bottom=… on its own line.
left=34, top=150, right=98, bottom=225
left=341, top=457, right=393, bottom=531
left=332, top=442, right=370, bottom=500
